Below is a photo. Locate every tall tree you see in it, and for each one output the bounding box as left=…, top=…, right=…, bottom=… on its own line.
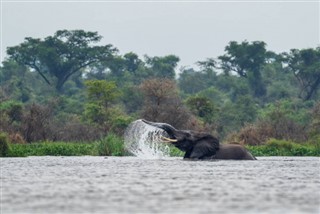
left=217, top=41, right=272, bottom=97
left=145, top=55, right=180, bottom=79
left=282, top=47, right=320, bottom=101
left=7, top=30, right=117, bottom=92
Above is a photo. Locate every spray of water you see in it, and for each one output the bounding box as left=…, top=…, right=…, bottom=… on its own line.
left=124, top=119, right=171, bottom=159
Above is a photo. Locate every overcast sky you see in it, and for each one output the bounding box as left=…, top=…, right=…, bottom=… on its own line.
left=1, top=0, right=319, bottom=69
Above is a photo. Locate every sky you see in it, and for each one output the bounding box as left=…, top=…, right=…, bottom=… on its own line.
left=1, top=0, right=319, bottom=69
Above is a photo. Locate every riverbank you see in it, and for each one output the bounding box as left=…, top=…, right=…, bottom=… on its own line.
left=1, top=135, right=319, bottom=157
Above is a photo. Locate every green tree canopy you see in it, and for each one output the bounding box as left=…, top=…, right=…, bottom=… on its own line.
left=185, top=95, right=218, bottom=123
left=282, top=47, right=320, bottom=101
left=217, top=41, right=273, bottom=97
left=145, top=55, right=180, bottom=79
left=7, top=30, right=117, bottom=93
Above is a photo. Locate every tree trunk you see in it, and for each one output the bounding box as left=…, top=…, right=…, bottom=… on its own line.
left=304, top=76, right=320, bottom=101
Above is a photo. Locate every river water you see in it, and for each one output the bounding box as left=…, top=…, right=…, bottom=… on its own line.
left=1, top=156, right=319, bottom=214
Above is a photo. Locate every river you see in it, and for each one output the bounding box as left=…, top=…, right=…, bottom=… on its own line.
left=1, top=156, right=319, bottom=214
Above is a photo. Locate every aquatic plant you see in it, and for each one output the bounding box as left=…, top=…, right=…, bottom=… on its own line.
left=8, top=142, right=96, bottom=157
left=246, top=139, right=320, bottom=156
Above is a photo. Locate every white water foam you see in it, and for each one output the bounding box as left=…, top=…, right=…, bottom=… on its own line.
left=124, top=119, right=171, bottom=159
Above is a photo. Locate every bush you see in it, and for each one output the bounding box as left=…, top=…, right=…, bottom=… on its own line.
left=225, top=116, right=308, bottom=146
left=246, top=139, right=320, bottom=156
left=95, top=134, right=124, bottom=156
left=0, top=132, right=11, bottom=157
left=9, top=133, right=26, bottom=144
left=22, top=103, right=55, bottom=142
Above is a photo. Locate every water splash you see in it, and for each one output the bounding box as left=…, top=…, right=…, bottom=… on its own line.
left=124, top=119, right=171, bottom=159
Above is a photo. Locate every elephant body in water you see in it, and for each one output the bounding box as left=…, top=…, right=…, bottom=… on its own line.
left=142, top=120, right=256, bottom=160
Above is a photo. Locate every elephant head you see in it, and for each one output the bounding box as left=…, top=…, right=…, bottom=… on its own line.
left=142, top=119, right=256, bottom=160
left=142, top=119, right=220, bottom=159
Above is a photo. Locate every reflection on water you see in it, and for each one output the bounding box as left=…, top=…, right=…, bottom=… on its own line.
left=1, top=156, right=320, bottom=214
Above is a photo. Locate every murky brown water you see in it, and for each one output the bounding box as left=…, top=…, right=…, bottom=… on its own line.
left=1, top=156, right=319, bottom=214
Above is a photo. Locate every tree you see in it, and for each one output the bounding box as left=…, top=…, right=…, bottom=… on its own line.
left=7, top=30, right=117, bottom=92
left=178, top=66, right=217, bottom=95
left=217, top=41, right=272, bottom=97
left=282, top=47, right=320, bottom=101
left=123, top=52, right=142, bottom=73
left=185, top=95, right=218, bottom=123
left=139, top=78, right=197, bottom=130
left=0, top=60, right=32, bottom=102
left=83, top=80, right=120, bottom=126
left=217, top=95, right=258, bottom=138
left=145, top=55, right=180, bottom=79
left=85, top=80, right=119, bottom=109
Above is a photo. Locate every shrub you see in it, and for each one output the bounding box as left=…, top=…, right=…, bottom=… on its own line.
left=0, top=132, right=11, bottom=157
left=22, top=103, right=55, bottom=142
left=246, top=139, right=320, bottom=156
left=9, top=133, right=26, bottom=144
left=225, top=116, right=308, bottom=146
left=95, top=134, right=124, bottom=156
left=55, top=116, right=104, bottom=142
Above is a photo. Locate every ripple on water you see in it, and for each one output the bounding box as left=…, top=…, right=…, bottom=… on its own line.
left=1, top=156, right=320, bottom=214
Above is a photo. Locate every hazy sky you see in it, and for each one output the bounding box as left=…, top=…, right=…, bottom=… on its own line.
left=1, top=0, right=319, bottom=69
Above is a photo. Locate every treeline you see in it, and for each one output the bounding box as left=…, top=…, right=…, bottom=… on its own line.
left=0, top=30, right=319, bottom=148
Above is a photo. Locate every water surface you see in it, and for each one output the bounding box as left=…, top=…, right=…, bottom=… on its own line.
left=1, top=156, right=319, bottom=214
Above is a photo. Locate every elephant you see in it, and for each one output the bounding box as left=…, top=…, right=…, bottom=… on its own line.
left=142, top=120, right=256, bottom=160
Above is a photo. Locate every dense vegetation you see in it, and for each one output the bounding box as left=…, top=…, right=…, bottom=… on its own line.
left=1, top=30, right=319, bottom=157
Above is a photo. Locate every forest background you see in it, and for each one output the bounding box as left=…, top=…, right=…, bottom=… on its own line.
left=0, top=30, right=319, bottom=156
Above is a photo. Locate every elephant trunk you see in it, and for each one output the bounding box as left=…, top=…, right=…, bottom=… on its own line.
left=142, top=119, right=178, bottom=138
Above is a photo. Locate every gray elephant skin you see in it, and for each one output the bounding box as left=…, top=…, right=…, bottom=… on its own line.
left=142, top=120, right=256, bottom=160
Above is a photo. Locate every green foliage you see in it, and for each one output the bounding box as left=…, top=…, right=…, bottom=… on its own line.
left=1, top=31, right=319, bottom=152
left=217, top=40, right=272, bottom=97
left=5, top=136, right=126, bottom=157
left=0, top=132, right=11, bottom=157
left=145, top=55, right=179, bottom=79
left=7, top=30, right=117, bottom=92
left=84, top=80, right=124, bottom=129
left=197, top=87, right=226, bottom=104
left=258, top=99, right=312, bottom=126
left=218, top=95, right=258, bottom=137
left=0, top=100, right=23, bottom=122
left=185, top=95, right=218, bottom=123
left=85, top=80, right=119, bottom=107
left=178, top=68, right=217, bottom=95
left=246, top=139, right=320, bottom=156
left=83, top=103, right=105, bottom=124
left=95, top=134, right=124, bottom=156
left=107, top=108, right=134, bottom=134
left=120, top=85, right=143, bottom=114
left=7, top=142, right=97, bottom=157
left=282, top=47, right=320, bottom=101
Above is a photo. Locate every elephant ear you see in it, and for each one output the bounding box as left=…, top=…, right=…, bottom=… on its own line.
left=189, top=136, right=219, bottom=160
